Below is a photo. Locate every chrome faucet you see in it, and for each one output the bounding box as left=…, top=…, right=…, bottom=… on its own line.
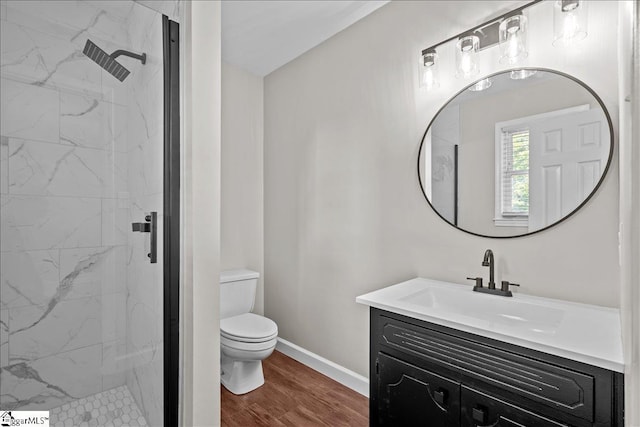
left=482, top=249, right=495, bottom=289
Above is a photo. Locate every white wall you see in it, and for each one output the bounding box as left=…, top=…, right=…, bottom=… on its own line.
left=221, top=62, right=264, bottom=315
left=182, top=1, right=221, bottom=426
left=618, top=1, right=639, bottom=425
left=264, top=0, right=622, bottom=378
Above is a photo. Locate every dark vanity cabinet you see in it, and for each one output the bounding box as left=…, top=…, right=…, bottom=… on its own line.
left=377, top=352, right=461, bottom=426
left=369, top=308, right=624, bottom=426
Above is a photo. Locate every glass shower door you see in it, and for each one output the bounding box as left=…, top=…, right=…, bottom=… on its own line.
left=0, top=2, right=175, bottom=425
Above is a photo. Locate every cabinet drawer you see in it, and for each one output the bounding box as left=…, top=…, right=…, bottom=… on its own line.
left=377, top=315, right=595, bottom=422
left=377, top=352, right=461, bottom=426
left=461, top=385, right=569, bottom=427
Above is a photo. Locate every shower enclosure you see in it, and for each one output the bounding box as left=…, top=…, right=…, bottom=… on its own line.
left=0, top=1, right=180, bottom=426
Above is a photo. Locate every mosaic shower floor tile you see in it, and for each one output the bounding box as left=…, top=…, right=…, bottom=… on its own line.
left=49, top=385, right=148, bottom=427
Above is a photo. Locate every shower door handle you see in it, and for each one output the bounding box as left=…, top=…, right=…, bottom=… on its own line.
left=131, top=212, right=157, bottom=264
left=132, top=222, right=150, bottom=232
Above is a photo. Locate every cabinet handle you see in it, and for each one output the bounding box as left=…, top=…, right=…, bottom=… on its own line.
left=472, top=406, right=487, bottom=424
left=433, top=388, right=447, bottom=405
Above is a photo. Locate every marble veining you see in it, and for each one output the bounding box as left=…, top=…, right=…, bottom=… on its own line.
left=4, top=362, right=74, bottom=398
left=134, top=0, right=181, bottom=22
left=0, top=344, right=103, bottom=410
left=0, top=21, right=101, bottom=96
left=34, top=50, right=87, bottom=88
left=60, top=92, right=111, bottom=150
left=126, top=359, right=162, bottom=427
left=9, top=296, right=102, bottom=361
left=0, top=250, right=60, bottom=310
left=1, top=136, right=8, bottom=194
left=9, top=247, right=112, bottom=336
left=1, top=2, right=130, bottom=93
left=1, top=21, right=75, bottom=84
left=68, top=10, right=107, bottom=43
left=0, top=310, right=8, bottom=367
left=8, top=139, right=107, bottom=197
left=61, top=246, right=127, bottom=295
left=1, top=195, right=102, bottom=251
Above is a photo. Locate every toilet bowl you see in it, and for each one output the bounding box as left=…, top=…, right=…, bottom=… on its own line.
left=220, top=270, right=278, bottom=395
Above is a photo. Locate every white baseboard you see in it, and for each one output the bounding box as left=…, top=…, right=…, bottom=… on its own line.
left=275, top=338, right=369, bottom=397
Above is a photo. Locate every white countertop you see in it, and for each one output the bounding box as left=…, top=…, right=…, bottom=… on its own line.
left=356, top=278, right=624, bottom=372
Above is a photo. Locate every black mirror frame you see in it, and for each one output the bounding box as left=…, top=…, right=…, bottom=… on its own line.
left=417, top=67, right=615, bottom=239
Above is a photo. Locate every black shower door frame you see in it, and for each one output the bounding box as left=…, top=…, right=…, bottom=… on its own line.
left=163, top=15, right=180, bottom=427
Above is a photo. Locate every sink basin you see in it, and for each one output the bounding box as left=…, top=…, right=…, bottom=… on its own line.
left=399, top=287, right=565, bottom=334
left=356, top=277, right=623, bottom=372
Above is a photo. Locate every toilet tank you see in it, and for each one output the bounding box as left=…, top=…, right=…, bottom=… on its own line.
left=220, top=269, right=260, bottom=319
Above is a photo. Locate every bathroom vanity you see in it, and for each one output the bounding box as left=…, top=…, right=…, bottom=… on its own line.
left=357, top=278, right=624, bottom=426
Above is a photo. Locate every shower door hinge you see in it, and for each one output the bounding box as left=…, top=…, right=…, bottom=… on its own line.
left=132, top=212, right=157, bottom=263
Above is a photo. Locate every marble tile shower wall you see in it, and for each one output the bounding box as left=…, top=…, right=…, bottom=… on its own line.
left=0, top=0, right=163, bottom=420
left=123, top=8, right=165, bottom=427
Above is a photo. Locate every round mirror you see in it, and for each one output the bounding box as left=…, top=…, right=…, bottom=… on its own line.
left=418, top=69, right=613, bottom=238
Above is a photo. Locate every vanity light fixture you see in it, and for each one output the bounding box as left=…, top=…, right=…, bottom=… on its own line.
left=553, top=0, right=588, bottom=47
left=498, top=13, right=528, bottom=64
left=510, top=69, right=537, bottom=80
left=420, top=48, right=440, bottom=90
left=418, top=0, right=543, bottom=87
left=455, top=35, right=480, bottom=79
left=468, top=77, right=492, bottom=92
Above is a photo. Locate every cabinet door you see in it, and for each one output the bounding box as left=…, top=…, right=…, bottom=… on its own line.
left=461, top=385, right=569, bottom=427
left=377, top=353, right=461, bottom=426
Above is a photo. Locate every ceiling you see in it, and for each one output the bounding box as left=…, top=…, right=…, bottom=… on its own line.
left=221, top=1, right=389, bottom=77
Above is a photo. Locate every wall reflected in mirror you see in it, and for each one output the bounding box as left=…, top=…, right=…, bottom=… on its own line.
left=418, top=69, right=613, bottom=238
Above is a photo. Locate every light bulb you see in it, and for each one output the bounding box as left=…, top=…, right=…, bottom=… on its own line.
left=553, top=0, right=588, bottom=47
left=455, top=35, right=479, bottom=79
left=419, top=49, right=439, bottom=90
left=460, top=54, right=472, bottom=75
left=422, top=68, right=435, bottom=89
left=562, top=12, right=579, bottom=40
left=510, top=69, right=537, bottom=80
left=499, top=14, right=528, bottom=65
left=468, top=78, right=492, bottom=92
left=508, top=37, right=519, bottom=58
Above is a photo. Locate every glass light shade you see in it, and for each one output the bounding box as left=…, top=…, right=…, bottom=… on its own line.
left=499, top=14, right=528, bottom=64
left=455, top=35, right=480, bottom=79
left=553, top=0, right=588, bottom=47
left=510, top=69, right=537, bottom=80
left=468, top=78, right=492, bottom=92
left=419, top=50, right=440, bottom=90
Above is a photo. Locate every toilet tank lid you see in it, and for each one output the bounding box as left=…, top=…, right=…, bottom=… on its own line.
left=220, top=269, right=260, bottom=283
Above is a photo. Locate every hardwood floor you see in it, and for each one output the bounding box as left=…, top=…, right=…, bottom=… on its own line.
left=221, top=350, right=369, bottom=426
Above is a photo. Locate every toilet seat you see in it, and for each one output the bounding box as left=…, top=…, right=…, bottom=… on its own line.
left=221, top=313, right=278, bottom=343
left=221, top=335, right=277, bottom=353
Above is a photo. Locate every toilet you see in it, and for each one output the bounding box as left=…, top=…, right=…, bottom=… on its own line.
left=219, top=269, right=278, bottom=395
